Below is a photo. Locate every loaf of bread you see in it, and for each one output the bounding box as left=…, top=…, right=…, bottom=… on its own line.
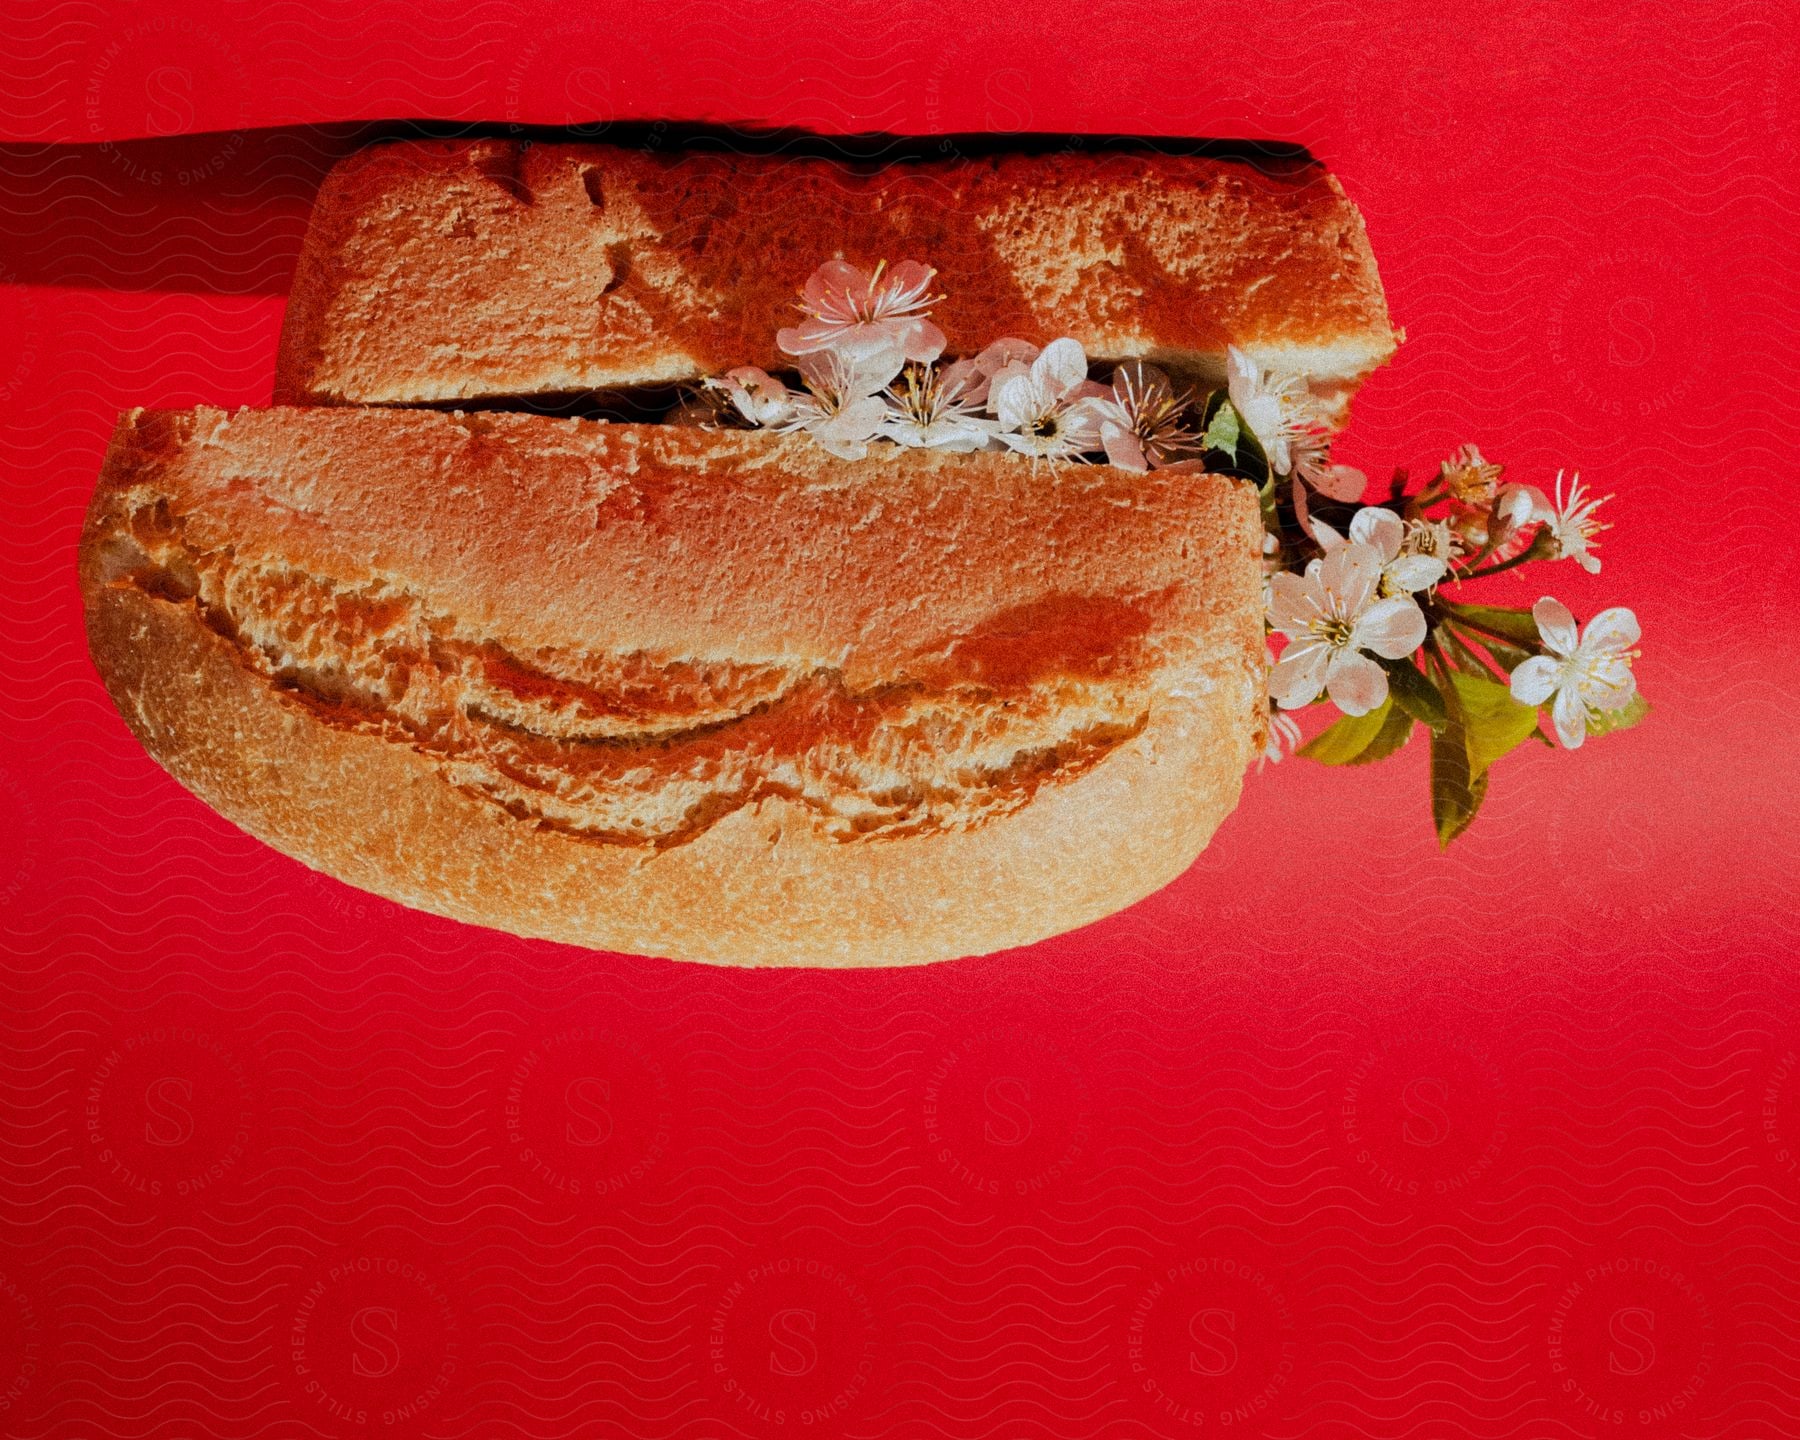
left=81, top=406, right=1265, bottom=966
left=274, top=140, right=1397, bottom=421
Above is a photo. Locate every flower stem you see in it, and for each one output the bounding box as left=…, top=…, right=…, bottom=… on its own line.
left=1455, top=551, right=1536, bottom=582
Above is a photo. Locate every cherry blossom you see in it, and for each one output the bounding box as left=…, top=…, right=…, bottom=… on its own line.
left=1508, top=597, right=1640, bottom=749
left=775, top=348, right=903, bottom=461
left=777, top=259, right=946, bottom=367
left=880, top=360, right=996, bottom=452
left=1266, top=543, right=1429, bottom=715
left=987, top=338, right=1110, bottom=460
left=1401, top=514, right=1460, bottom=570
left=1087, top=362, right=1202, bottom=472
left=1440, top=443, right=1503, bottom=506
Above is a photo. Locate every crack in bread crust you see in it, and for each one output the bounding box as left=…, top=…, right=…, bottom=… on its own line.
left=103, top=502, right=1163, bottom=850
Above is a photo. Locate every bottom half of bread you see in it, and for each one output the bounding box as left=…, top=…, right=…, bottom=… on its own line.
left=87, top=579, right=1258, bottom=966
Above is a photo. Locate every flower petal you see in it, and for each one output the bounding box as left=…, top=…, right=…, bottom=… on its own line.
left=1490, top=484, right=1544, bottom=545
left=1582, top=606, right=1640, bottom=654
left=1311, top=463, right=1368, bottom=503
left=839, top=395, right=889, bottom=435
left=975, top=338, right=1038, bottom=376
left=1058, top=401, right=1105, bottom=453
left=1259, top=421, right=1291, bottom=476
left=1269, top=641, right=1332, bottom=709
left=1585, top=671, right=1638, bottom=713
left=1349, top=506, right=1404, bottom=561
left=1101, top=424, right=1147, bottom=472
left=884, top=260, right=935, bottom=301
left=1531, top=596, right=1579, bottom=656
left=1226, top=345, right=1259, bottom=402
left=1321, top=543, right=1382, bottom=617
left=1355, top=597, right=1428, bottom=659
left=1266, top=570, right=1322, bottom=636
left=991, top=372, right=1035, bottom=431
left=776, top=322, right=829, bottom=356
left=1384, top=554, right=1447, bottom=593
left=1309, top=518, right=1347, bottom=552
left=804, top=260, right=867, bottom=314
left=812, top=429, right=871, bottom=461
left=1323, top=650, right=1390, bottom=716
left=901, top=318, right=947, bottom=364
left=829, top=328, right=911, bottom=374
left=1509, top=655, right=1560, bottom=706
left=939, top=357, right=982, bottom=399
left=1551, top=683, right=1588, bottom=749
left=1035, top=338, right=1089, bottom=397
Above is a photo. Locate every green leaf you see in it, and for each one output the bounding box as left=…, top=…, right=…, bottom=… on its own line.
left=1429, top=701, right=1485, bottom=848
left=1379, top=656, right=1448, bottom=733
left=1583, top=693, right=1651, bottom=739
left=1355, top=702, right=1416, bottom=765
left=1446, top=669, right=1544, bottom=777
left=1300, top=699, right=1389, bottom=765
left=1202, top=399, right=1240, bottom=459
left=1445, top=602, right=1544, bottom=648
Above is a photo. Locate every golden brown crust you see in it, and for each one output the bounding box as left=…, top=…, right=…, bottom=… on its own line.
left=275, top=140, right=1397, bottom=416
left=81, top=406, right=1264, bottom=966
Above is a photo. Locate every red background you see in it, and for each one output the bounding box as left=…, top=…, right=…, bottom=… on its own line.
left=3, top=2, right=1798, bottom=1435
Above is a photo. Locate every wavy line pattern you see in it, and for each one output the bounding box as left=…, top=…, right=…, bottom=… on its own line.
left=3, top=1, right=1800, bottom=1436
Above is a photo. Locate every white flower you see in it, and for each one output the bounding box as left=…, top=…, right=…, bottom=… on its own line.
left=987, top=338, right=1110, bottom=460
left=1086, top=362, right=1202, bottom=472
left=880, top=359, right=996, bottom=452
left=776, top=259, right=946, bottom=367
left=1440, top=443, right=1503, bottom=505
left=1266, top=543, right=1429, bottom=715
left=1226, top=345, right=1324, bottom=478
left=1508, top=597, right=1640, bottom=749
left=704, top=366, right=796, bottom=427
left=777, top=347, right=903, bottom=461
left=1311, top=506, right=1448, bottom=596
left=1534, top=470, right=1610, bottom=573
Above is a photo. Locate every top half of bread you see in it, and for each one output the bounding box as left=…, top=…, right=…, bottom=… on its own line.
left=274, top=139, right=1398, bottom=420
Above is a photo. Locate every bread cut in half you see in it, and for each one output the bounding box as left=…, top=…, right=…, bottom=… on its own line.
left=81, top=407, right=1265, bottom=967
left=275, top=140, right=1398, bottom=423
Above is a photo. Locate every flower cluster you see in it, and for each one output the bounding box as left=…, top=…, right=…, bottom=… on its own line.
left=684, top=259, right=1646, bottom=846
left=1260, top=437, right=1645, bottom=845
left=686, top=259, right=1226, bottom=470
